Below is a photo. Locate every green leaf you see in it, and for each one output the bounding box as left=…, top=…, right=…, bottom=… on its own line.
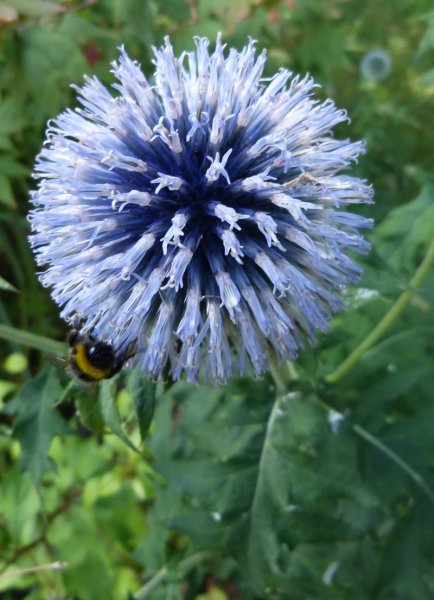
left=0, top=275, right=18, bottom=293
left=98, top=379, right=140, bottom=453
left=0, top=379, right=17, bottom=403
left=419, top=67, right=434, bottom=87
left=126, top=370, right=156, bottom=441
left=0, top=175, right=16, bottom=209
left=0, top=467, right=39, bottom=546
left=20, top=26, right=87, bottom=119
left=76, top=390, right=105, bottom=435
left=150, top=381, right=382, bottom=599
left=373, top=182, right=434, bottom=272
left=196, top=586, right=229, bottom=600
left=417, top=10, right=434, bottom=58
left=0, top=155, right=29, bottom=178
left=0, top=99, right=23, bottom=137
left=13, top=367, right=70, bottom=482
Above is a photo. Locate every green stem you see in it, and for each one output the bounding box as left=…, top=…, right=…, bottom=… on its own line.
left=287, top=360, right=299, bottom=381
left=133, top=551, right=213, bottom=600
left=0, top=324, right=66, bottom=356
left=0, top=561, right=67, bottom=580
left=325, top=238, right=434, bottom=384
left=268, top=361, right=287, bottom=395
left=113, top=0, right=122, bottom=26
left=268, top=353, right=299, bottom=394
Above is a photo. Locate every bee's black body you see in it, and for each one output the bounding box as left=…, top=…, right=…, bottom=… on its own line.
left=67, top=329, right=131, bottom=382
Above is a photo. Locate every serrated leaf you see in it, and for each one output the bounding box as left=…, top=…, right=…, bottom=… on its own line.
left=98, top=379, right=140, bottom=453
left=13, top=367, right=70, bottom=482
left=150, top=381, right=382, bottom=599
left=125, top=369, right=156, bottom=441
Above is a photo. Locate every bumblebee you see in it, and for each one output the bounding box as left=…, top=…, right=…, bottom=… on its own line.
left=66, top=328, right=135, bottom=382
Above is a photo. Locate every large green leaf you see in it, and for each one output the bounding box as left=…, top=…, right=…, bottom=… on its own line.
left=13, top=367, right=70, bottom=482
left=149, top=380, right=385, bottom=599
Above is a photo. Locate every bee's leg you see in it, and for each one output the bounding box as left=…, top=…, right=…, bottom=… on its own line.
left=110, top=360, right=124, bottom=377
left=87, top=313, right=102, bottom=339
left=124, top=339, right=138, bottom=361
left=111, top=340, right=138, bottom=376
left=67, top=329, right=79, bottom=347
left=69, top=314, right=81, bottom=329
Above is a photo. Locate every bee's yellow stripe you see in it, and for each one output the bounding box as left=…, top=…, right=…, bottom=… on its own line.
left=74, top=343, right=111, bottom=381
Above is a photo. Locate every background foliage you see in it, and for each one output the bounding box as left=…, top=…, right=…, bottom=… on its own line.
left=1, top=0, right=434, bottom=598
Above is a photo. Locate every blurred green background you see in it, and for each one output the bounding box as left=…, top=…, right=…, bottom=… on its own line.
left=1, top=0, right=434, bottom=599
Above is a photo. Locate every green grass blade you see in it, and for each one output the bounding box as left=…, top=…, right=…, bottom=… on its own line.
left=0, top=324, right=66, bottom=356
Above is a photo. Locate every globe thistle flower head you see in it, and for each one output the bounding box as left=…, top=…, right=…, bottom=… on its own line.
left=360, top=48, right=392, bottom=81
left=29, top=35, right=373, bottom=383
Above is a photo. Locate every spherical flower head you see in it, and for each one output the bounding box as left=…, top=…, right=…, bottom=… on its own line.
left=29, top=35, right=373, bottom=384
left=360, top=48, right=392, bottom=81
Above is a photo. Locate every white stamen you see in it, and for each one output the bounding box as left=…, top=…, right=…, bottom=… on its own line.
left=205, top=149, right=232, bottom=184
left=254, top=212, right=285, bottom=250
left=152, top=117, right=183, bottom=153
left=214, top=203, right=248, bottom=231
left=111, top=190, right=152, bottom=211
left=271, top=192, right=320, bottom=221
left=215, top=271, right=240, bottom=310
left=101, top=150, right=148, bottom=172
left=161, top=213, right=188, bottom=255
left=222, top=230, right=244, bottom=264
left=241, top=170, right=276, bottom=191
left=152, top=172, right=183, bottom=194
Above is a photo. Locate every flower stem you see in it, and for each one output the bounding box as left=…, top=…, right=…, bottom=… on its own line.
left=325, top=238, right=434, bottom=384
left=0, top=561, right=67, bottom=580
left=268, top=360, right=287, bottom=395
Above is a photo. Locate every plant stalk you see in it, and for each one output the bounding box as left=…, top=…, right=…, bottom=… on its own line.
left=325, top=238, right=434, bottom=384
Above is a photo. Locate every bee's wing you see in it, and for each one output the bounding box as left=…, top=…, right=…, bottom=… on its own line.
left=46, top=354, right=68, bottom=369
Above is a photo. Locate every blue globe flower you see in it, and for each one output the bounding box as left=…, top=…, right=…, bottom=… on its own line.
left=29, top=35, right=373, bottom=383
left=360, top=49, right=392, bottom=81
